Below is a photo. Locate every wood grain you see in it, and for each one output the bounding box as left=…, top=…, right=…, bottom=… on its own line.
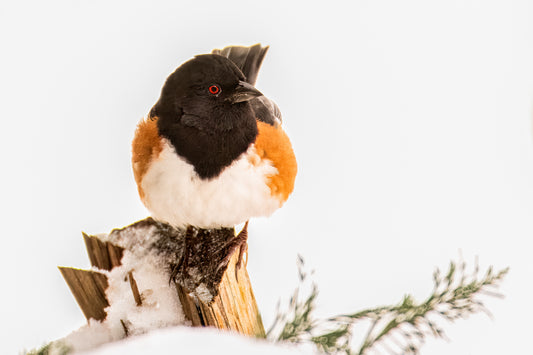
left=58, top=267, right=109, bottom=321
left=176, top=251, right=265, bottom=337
left=61, top=220, right=265, bottom=338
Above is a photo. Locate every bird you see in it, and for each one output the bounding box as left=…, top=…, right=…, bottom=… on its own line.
left=131, top=44, right=297, bottom=274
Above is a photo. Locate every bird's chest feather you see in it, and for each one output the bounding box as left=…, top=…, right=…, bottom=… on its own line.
left=157, top=103, right=259, bottom=180
left=139, top=139, right=281, bottom=228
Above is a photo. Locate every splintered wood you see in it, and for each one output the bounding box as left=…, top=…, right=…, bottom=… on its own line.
left=176, top=252, right=264, bottom=336
left=58, top=267, right=109, bottom=321
left=59, top=218, right=265, bottom=338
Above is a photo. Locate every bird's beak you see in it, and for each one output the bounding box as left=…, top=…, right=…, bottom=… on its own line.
left=228, top=81, right=263, bottom=103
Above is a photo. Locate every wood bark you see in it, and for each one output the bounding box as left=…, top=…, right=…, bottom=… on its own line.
left=59, top=218, right=265, bottom=338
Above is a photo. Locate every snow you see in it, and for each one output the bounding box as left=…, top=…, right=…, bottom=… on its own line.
left=4, top=2, right=533, bottom=355
left=77, top=327, right=312, bottom=355
left=50, top=238, right=188, bottom=354
left=104, top=253, right=188, bottom=337
left=44, top=237, right=312, bottom=355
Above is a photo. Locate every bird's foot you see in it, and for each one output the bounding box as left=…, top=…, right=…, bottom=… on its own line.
left=235, top=221, right=249, bottom=271
left=222, top=221, right=249, bottom=280
left=169, top=225, right=195, bottom=283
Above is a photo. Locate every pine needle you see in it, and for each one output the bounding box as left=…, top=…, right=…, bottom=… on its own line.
left=268, top=256, right=509, bottom=355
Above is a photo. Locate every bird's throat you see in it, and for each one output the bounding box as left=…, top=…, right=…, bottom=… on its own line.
left=158, top=114, right=258, bottom=180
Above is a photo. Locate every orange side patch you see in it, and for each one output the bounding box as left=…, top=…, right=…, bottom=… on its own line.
left=254, top=121, right=297, bottom=203
left=131, top=117, right=163, bottom=201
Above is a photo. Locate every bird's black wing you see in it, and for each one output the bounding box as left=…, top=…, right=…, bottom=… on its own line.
left=212, top=44, right=282, bottom=126
left=249, top=95, right=282, bottom=126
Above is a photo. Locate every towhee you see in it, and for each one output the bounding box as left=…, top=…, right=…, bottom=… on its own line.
left=131, top=44, right=297, bottom=270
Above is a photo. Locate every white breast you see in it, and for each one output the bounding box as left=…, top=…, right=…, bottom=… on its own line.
left=140, top=139, right=281, bottom=228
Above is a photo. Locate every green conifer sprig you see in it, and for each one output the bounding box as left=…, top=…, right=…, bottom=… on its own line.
left=267, top=255, right=320, bottom=342
left=267, top=256, right=508, bottom=355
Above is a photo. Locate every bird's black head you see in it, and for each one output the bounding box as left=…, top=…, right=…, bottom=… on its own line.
left=151, top=54, right=263, bottom=179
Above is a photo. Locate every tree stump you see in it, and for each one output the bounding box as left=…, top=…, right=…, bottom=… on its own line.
left=59, top=218, right=265, bottom=338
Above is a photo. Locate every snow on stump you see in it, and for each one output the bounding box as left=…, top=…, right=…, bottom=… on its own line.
left=59, top=218, right=265, bottom=339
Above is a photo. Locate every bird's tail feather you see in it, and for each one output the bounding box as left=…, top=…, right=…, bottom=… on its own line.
left=212, top=44, right=269, bottom=86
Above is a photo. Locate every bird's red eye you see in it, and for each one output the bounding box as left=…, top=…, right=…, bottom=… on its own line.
left=208, top=85, right=221, bottom=95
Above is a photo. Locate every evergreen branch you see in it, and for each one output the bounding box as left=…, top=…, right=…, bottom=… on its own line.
left=267, top=255, right=320, bottom=343
left=268, top=256, right=508, bottom=355
left=24, top=341, right=70, bottom=355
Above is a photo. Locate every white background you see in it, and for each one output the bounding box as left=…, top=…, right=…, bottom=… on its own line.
left=1, top=0, right=532, bottom=354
